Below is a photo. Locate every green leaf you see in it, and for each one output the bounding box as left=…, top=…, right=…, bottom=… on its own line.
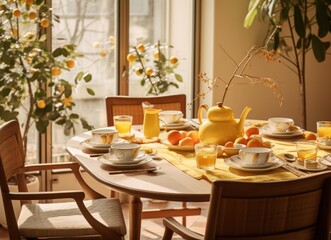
left=36, top=120, right=49, bottom=133
left=55, top=118, right=66, bottom=125
left=39, top=34, right=47, bottom=42
left=294, top=5, right=305, bottom=38
left=64, top=120, right=73, bottom=136
left=53, top=48, right=63, bottom=57
left=1, top=111, right=19, bottom=121
left=48, top=112, right=60, bottom=121
left=70, top=113, right=79, bottom=119
left=81, top=118, right=93, bottom=130
left=175, top=73, right=183, bottom=82
left=316, top=0, right=329, bottom=38
left=311, top=34, right=326, bottom=62
left=75, top=72, right=84, bottom=83
left=86, top=88, right=95, bottom=95
left=83, top=73, right=92, bottom=82
left=244, top=0, right=262, bottom=28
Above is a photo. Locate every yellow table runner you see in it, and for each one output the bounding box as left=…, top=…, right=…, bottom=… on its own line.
left=143, top=141, right=331, bottom=183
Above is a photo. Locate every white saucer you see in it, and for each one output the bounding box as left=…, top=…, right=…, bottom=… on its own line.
left=260, top=125, right=304, bottom=138
left=160, top=120, right=192, bottom=130
left=292, top=161, right=328, bottom=171
left=317, top=142, right=331, bottom=150
left=224, top=155, right=283, bottom=172
left=103, top=151, right=147, bottom=165
left=98, top=155, right=152, bottom=169
left=318, top=155, right=331, bottom=167
left=81, top=138, right=125, bottom=150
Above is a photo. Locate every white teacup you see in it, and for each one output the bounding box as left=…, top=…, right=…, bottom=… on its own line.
left=159, top=110, right=183, bottom=124
left=238, top=147, right=272, bottom=166
left=109, top=143, right=141, bottom=161
left=91, top=128, right=118, bottom=145
left=268, top=117, right=294, bottom=133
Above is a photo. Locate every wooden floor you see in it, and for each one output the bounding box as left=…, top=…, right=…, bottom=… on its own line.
left=0, top=200, right=208, bottom=240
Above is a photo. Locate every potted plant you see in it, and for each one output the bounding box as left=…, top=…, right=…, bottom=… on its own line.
left=0, top=0, right=94, bottom=226
left=244, top=0, right=331, bottom=129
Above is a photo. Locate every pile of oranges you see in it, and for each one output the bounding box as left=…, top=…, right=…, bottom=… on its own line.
left=224, top=126, right=272, bottom=148
left=167, top=130, right=200, bottom=147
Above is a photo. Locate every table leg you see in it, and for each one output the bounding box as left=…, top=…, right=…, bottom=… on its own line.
left=129, top=195, right=143, bottom=240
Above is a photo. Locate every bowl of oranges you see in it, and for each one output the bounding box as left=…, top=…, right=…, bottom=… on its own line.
left=159, top=130, right=200, bottom=151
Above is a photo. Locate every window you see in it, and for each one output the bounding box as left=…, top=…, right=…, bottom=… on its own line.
left=48, top=0, right=196, bottom=163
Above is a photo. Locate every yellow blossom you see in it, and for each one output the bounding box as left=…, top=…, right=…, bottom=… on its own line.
left=62, top=96, right=73, bottom=107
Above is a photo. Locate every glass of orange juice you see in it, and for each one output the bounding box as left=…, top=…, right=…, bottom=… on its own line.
left=296, top=141, right=317, bottom=160
left=317, top=121, right=331, bottom=142
left=113, top=115, right=132, bottom=137
left=194, top=143, right=217, bottom=170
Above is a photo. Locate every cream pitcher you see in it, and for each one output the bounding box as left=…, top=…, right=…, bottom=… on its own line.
left=143, top=109, right=162, bottom=139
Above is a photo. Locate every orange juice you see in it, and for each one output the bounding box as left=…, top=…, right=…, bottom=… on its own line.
left=114, top=121, right=131, bottom=135
left=317, top=127, right=331, bottom=138
left=297, top=149, right=317, bottom=160
left=195, top=152, right=217, bottom=170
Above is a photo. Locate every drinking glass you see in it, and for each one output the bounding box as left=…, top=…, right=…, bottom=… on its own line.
left=317, top=121, right=331, bottom=138
left=296, top=141, right=317, bottom=160
left=113, top=115, right=132, bottom=137
left=194, top=143, right=217, bottom=170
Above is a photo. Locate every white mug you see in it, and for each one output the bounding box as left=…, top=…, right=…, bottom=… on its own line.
left=91, top=128, right=118, bottom=145
left=109, top=143, right=141, bottom=161
left=159, top=110, right=183, bottom=124
left=239, top=147, right=272, bottom=166
left=268, top=117, right=294, bottom=133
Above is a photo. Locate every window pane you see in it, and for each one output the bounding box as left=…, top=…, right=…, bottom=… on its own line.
left=51, top=0, right=116, bottom=162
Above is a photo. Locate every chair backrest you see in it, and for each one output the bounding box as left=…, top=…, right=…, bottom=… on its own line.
left=105, top=94, right=187, bottom=126
left=204, top=172, right=331, bottom=240
left=0, top=120, right=30, bottom=235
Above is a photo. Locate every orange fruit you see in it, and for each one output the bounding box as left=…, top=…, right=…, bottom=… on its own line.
left=126, top=53, right=135, bottom=62
left=26, top=0, right=34, bottom=6
left=305, top=131, right=317, bottom=140
left=136, top=44, right=145, bottom=52
left=179, top=131, right=187, bottom=140
left=186, top=130, right=199, bottom=144
left=178, top=137, right=194, bottom=147
left=51, top=67, right=61, bottom=76
left=234, top=137, right=247, bottom=145
left=247, top=138, right=263, bottom=148
left=66, top=59, right=75, bottom=68
left=169, top=56, right=178, bottom=64
left=145, top=68, right=153, bottom=76
left=36, top=100, right=46, bottom=109
left=28, top=11, right=37, bottom=20
left=40, top=18, right=49, bottom=28
left=12, top=8, right=21, bottom=18
left=262, top=141, right=272, bottom=148
left=224, top=141, right=234, bottom=148
left=167, top=130, right=181, bottom=145
left=245, top=126, right=259, bottom=137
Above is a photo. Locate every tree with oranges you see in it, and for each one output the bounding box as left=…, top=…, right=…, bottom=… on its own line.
left=0, top=0, right=94, bottom=159
left=127, top=41, right=183, bottom=95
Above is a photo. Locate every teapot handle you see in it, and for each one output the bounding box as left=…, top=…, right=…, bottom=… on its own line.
left=198, top=104, right=208, bottom=124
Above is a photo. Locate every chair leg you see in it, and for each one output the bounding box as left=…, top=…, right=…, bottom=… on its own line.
left=162, top=227, right=174, bottom=240
left=182, top=202, right=187, bottom=226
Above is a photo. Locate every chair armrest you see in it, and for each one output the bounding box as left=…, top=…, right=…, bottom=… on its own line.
left=9, top=190, right=85, bottom=201
left=20, top=162, right=104, bottom=199
left=163, top=217, right=204, bottom=240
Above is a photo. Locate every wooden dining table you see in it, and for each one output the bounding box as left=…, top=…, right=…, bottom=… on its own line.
left=66, top=123, right=331, bottom=240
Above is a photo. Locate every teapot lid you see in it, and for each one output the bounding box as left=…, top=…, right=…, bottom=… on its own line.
left=207, top=102, right=234, bottom=121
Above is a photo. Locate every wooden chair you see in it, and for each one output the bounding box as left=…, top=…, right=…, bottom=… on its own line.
left=162, top=172, right=331, bottom=240
left=105, top=94, right=187, bottom=126
left=0, top=120, right=127, bottom=240
left=105, top=94, right=200, bottom=226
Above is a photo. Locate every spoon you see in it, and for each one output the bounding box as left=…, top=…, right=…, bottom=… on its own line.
left=284, top=153, right=296, bottom=162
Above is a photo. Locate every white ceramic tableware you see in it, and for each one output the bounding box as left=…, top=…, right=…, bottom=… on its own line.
left=238, top=147, right=272, bottom=166
left=91, top=128, right=118, bottom=145
left=268, top=117, right=294, bottom=133
left=159, top=110, right=183, bottom=124
left=109, top=143, right=141, bottom=162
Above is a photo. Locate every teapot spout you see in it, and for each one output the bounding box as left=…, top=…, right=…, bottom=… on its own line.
left=238, top=106, right=252, bottom=133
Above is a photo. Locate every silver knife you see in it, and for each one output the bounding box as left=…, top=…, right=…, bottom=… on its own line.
left=108, top=166, right=160, bottom=174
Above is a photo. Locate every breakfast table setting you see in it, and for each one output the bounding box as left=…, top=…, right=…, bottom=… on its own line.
left=66, top=104, right=331, bottom=240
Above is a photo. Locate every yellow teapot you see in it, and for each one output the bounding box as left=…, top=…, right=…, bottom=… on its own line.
left=198, top=103, right=252, bottom=145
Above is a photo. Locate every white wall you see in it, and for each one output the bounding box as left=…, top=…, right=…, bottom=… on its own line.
left=200, top=0, right=331, bottom=131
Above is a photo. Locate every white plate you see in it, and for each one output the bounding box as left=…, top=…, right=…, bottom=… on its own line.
left=318, top=155, right=331, bottom=167
left=160, top=120, right=192, bottom=130
left=159, top=132, right=194, bottom=151
left=224, top=155, right=283, bottom=172
left=292, top=161, right=328, bottom=171
left=317, top=143, right=331, bottom=150
left=260, top=125, right=304, bottom=138
left=81, top=138, right=125, bottom=150
left=102, top=151, right=147, bottom=165
left=98, top=155, right=152, bottom=168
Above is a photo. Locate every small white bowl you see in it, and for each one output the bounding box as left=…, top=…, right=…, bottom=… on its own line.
left=268, top=117, right=294, bottom=133
left=91, top=128, right=118, bottom=145
left=159, top=110, right=183, bottom=124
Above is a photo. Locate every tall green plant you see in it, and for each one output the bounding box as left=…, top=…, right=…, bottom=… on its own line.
left=0, top=0, right=94, bottom=159
left=244, top=0, right=330, bottom=128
